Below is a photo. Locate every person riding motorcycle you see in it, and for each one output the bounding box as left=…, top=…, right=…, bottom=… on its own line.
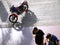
left=10, top=1, right=28, bottom=15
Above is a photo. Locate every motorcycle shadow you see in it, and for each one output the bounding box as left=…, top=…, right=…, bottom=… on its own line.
left=13, top=10, right=37, bottom=31
left=22, top=10, right=37, bottom=27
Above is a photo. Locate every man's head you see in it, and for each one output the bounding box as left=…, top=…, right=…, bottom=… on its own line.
left=46, top=33, right=51, bottom=40
left=33, top=27, right=38, bottom=34
left=10, top=5, right=15, bottom=12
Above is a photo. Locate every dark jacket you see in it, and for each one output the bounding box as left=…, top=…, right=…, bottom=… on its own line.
left=35, top=30, right=44, bottom=44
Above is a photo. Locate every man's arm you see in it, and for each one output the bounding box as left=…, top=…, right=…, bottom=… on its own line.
left=57, top=40, right=59, bottom=45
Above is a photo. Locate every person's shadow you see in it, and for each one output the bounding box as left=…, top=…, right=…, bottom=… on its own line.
left=21, top=10, right=37, bottom=27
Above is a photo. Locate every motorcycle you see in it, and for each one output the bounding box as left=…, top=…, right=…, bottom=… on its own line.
left=9, top=1, right=28, bottom=30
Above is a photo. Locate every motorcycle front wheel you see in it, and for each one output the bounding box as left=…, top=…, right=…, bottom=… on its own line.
left=9, top=14, right=18, bottom=23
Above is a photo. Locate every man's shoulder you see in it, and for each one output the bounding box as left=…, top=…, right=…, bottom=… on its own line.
left=38, top=30, right=44, bottom=35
